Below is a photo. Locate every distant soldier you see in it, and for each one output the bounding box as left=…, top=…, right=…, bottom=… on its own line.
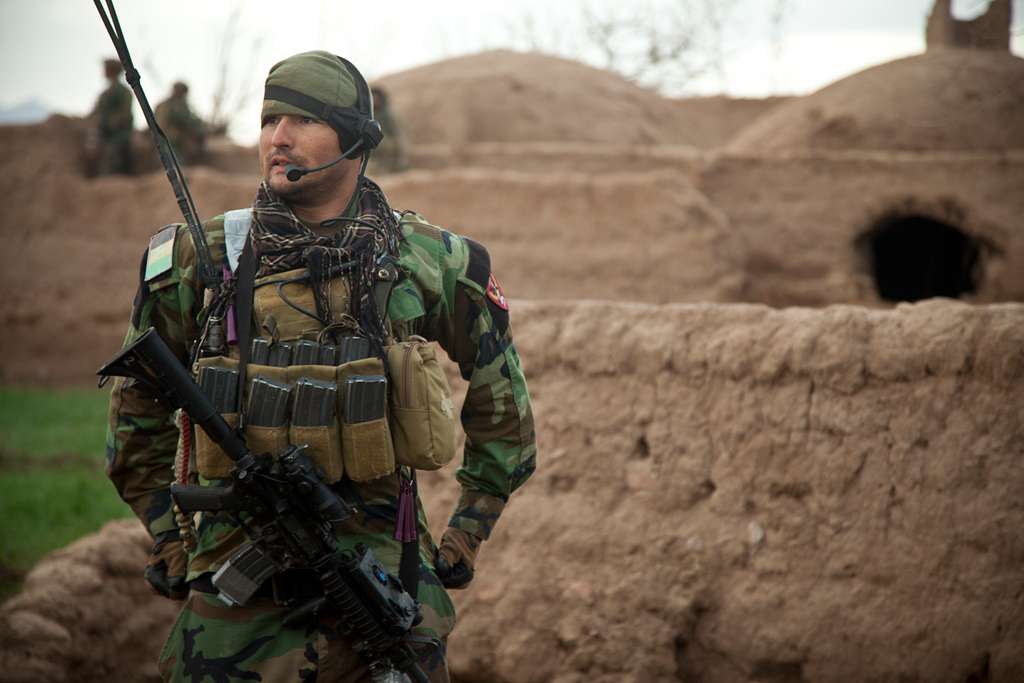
left=370, top=85, right=408, bottom=173
left=92, top=58, right=134, bottom=175
left=156, top=81, right=206, bottom=164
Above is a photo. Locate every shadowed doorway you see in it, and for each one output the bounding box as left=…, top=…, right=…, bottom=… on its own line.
left=858, top=214, right=982, bottom=302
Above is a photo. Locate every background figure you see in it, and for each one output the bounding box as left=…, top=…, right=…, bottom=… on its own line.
left=155, top=81, right=206, bottom=165
left=92, top=58, right=134, bottom=175
left=369, top=85, right=408, bottom=173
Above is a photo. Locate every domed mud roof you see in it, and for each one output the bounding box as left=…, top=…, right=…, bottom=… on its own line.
left=376, top=49, right=704, bottom=146
left=728, top=49, right=1024, bottom=153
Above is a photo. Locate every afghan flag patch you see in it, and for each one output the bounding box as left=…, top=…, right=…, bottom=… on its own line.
left=486, top=273, right=508, bottom=310
left=144, top=225, right=177, bottom=281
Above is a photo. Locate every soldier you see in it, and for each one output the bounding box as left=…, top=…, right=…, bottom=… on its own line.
left=369, top=86, right=408, bottom=173
left=92, top=58, right=134, bottom=175
left=106, top=50, right=536, bottom=682
left=155, top=81, right=206, bottom=164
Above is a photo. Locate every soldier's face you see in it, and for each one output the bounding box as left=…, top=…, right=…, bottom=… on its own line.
left=260, top=113, right=354, bottom=197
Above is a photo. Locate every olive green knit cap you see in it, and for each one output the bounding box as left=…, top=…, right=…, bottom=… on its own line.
left=261, top=50, right=362, bottom=124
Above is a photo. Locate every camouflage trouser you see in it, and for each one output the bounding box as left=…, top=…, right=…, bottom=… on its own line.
left=158, top=591, right=450, bottom=682
left=97, top=139, right=133, bottom=175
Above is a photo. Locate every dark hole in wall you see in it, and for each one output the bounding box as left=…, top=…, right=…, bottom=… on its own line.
left=860, top=214, right=982, bottom=302
left=964, top=651, right=991, bottom=683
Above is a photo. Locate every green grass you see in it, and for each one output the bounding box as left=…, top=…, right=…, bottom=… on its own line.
left=0, top=386, right=110, bottom=458
left=0, top=387, right=132, bottom=599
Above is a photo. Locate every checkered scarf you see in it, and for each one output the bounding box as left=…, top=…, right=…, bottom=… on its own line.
left=248, top=177, right=401, bottom=327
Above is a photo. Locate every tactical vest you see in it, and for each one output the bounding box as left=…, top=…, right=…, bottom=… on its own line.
left=190, top=209, right=457, bottom=484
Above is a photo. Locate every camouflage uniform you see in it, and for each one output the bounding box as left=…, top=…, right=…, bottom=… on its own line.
left=93, top=78, right=134, bottom=175
left=156, top=86, right=205, bottom=164
left=107, top=199, right=536, bottom=681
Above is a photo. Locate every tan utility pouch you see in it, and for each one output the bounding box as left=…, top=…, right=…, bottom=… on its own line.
left=193, top=357, right=240, bottom=480
left=253, top=268, right=322, bottom=342
left=339, top=357, right=396, bottom=482
left=253, top=267, right=352, bottom=343
left=287, top=364, right=343, bottom=484
left=386, top=337, right=457, bottom=470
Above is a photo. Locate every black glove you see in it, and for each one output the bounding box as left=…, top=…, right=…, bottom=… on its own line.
left=145, top=531, right=188, bottom=600
left=435, top=527, right=480, bottom=590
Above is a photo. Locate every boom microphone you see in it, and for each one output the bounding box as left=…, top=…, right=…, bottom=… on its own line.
left=284, top=139, right=364, bottom=182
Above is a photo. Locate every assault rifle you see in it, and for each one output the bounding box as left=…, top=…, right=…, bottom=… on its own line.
left=98, top=327, right=433, bottom=683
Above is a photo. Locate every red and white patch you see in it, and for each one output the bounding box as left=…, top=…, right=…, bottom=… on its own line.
left=486, top=273, right=509, bottom=310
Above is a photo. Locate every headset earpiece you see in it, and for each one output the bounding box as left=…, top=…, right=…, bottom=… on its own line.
left=332, top=54, right=381, bottom=160
left=358, top=119, right=383, bottom=156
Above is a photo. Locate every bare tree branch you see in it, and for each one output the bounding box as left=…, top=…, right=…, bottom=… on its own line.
left=504, top=0, right=788, bottom=96
left=576, top=0, right=741, bottom=94
left=208, top=1, right=266, bottom=137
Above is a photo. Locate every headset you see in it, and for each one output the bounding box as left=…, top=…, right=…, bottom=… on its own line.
left=264, top=55, right=384, bottom=182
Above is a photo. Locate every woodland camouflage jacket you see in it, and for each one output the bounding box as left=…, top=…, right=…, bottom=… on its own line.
left=106, top=199, right=536, bottom=635
left=93, top=81, right=133, bottom=143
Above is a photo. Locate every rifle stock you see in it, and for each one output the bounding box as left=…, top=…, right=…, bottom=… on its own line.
left=98, top=327, right=247, bottom=460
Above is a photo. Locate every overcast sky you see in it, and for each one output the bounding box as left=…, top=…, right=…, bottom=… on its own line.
left=1, top=0, right=1020, bottom=143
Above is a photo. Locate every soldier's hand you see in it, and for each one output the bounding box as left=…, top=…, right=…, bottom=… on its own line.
left=145, top=532, right=188, bottom=600
left=435, top=527, right=481, bottom=590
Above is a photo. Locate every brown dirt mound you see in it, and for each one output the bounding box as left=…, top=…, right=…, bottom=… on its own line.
left=3, top=300, right=1022, bottom=682
left=729, top=49, right=1024, bottom=152
left=0, top=519, right=178, bottom=683
left=668, top=95, right=791, bottom=147
left=378, top=50, right=712, bottom=148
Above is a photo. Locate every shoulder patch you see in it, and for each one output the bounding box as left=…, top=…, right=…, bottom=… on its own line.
left=486, top=274, right=509, bottom=311
left=144, top=225, right=177, bottom=281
